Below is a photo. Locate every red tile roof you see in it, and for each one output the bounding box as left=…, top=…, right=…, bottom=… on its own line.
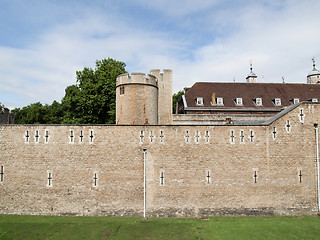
left=182, top=82, right=320, bottom=110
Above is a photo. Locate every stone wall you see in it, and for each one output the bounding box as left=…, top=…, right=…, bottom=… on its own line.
left=0, top=103, right=319, bottom=217
left=172, top=113, right=273, bottom=125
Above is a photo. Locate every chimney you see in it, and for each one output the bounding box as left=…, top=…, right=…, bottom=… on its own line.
left=211, top=92, right=216, bottom=105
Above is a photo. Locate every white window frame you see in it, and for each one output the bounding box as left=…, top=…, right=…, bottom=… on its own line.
left=274, top=98, right=281, bottom=106
left=216, top=97, right=224, bottom=106
left=312, top=98, right=318, bottom=103
left=293, top=98, right=300, bottom=104
left=255, top=98, right=263, bottom=106
left=235, top=98, right=243, bottom=106
left=196, top=97, right=204, bottom=105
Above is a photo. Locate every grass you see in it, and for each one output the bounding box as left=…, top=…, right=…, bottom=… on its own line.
left=0, top=215, right=320, bottom=239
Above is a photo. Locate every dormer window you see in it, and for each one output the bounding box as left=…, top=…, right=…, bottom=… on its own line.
left=216, top=97, right=224, bottom=106
left=312, top=98, right=318, bottom=103
left=273, top=98, right=281, bottom=106
left=255, top=98, right=263, bottom=106
left=234, top=98, right=243, bottom=106
left=196, top=97, right=204, bottom=105
left=293, top=98, right=299, bottom=104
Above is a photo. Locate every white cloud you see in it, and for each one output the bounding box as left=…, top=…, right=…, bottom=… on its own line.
left=1, top=0, right=320, bottom=108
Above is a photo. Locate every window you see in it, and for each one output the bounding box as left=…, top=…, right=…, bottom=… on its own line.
left=149, top=130, right=154, bottom=143
left=139, top=131, right=144, bottom=143
left=93, top=173, right=98, bottom=187
left=249, top=130, right=254, bottom=143
left=159, top=130, right=164, bottom=143
left=185, top=130, right=190, bottom=143
left=69, top=130, right=74, bottom=143
left=298, top=169, right=302, bottom=183
left=230, top=130, right=235, bottom=143
left=0, top=166, right=4, bottom=183
left=79, top=130, right=84, bottom=143
left=240, top=130, right=245, bottom=143
left=196, top=97, right=204, bottom=105
left=35, top=130, right=40, bottom=143
left=274, top=98, right=281, bottom=106
left=47, top=171, right=53, bottom=187
left=206, top=170, right=211, bottom=184
left=25, top=130, right=30, bottom=143
left=312, top=98, right=318, bottom=103
left=255, top=98, right=263, bottom=106
left=160, top=170, right=165, bottom=186
left=286, top=120, right=291, bottom=133
left=204, top=130, right=210, bottom=144
left=299, top=108, right=305, bottom=123
left=293, top=98, right=300, bottom=104
left=195, top=131, right=200, bottom=144
left=235, top=98, right=243, bottom=106
left=44, top=130, right=49, bottom=143
left=89, top=130, right=94, bottom=144
left=216, top=97, right=224, bottom=106
left=120, top=86, right=125, bottom=95
left=253, top=170, right=258, bottom=183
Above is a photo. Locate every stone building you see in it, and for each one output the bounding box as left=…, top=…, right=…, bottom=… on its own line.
left=1, top=60, right=320, bottom=217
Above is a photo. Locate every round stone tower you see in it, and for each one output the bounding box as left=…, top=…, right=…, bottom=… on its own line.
left=116, top=72, right=158, bottom=125
left=307, top=58, right=320, bottom=83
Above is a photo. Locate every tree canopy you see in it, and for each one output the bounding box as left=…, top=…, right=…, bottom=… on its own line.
left=61, top=58, right=126, bottom=124
left=172, top=90, right=184, bottom=114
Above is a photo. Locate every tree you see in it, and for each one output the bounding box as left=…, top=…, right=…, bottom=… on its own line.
left=172, top=90, right=184, bottom=114
left=61, top=58, right=126, bottom=124
left=12, top=102, right=48, bottom=124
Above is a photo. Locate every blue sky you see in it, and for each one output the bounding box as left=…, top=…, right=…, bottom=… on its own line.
left=1, top=0, right=320, bottom=109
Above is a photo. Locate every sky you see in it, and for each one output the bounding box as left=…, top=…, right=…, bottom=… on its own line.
left=1, top=0, right=320, bottom=109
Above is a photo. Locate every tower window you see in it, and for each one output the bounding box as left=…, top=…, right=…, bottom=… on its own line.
left=120, top=86, right=125, bottom=95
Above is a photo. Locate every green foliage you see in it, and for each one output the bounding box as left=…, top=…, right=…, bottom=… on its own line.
left=0, top=215, right=320, bottom=239
left=61, top=58, right=126, bottom=124
left=172, top=90, right=184, bottom=113
left=12, top=58, right=126, bottom=124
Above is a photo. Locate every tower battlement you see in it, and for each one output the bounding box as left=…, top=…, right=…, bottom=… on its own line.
left=116, top=72, right=158, bottom=88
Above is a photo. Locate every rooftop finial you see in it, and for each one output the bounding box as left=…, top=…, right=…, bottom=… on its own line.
left=246, top=60, right=257, bottom=83
left=313, top=57, right=316, bottom=70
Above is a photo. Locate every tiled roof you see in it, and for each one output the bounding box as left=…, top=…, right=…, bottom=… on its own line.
left=183, top=82, right=320, bottom=109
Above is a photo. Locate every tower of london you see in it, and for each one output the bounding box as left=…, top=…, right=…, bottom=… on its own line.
left=1, top=60, right=320, bottom=217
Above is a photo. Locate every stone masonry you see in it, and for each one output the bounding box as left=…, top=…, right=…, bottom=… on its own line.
left=0, top=102, right=319, bottom=217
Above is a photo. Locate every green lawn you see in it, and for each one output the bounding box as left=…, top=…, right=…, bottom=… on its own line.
left=0, top=215, right=320, bottom=240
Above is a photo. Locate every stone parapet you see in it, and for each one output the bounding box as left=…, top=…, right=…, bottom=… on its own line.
left=116, top=72, right=158, bottom=88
